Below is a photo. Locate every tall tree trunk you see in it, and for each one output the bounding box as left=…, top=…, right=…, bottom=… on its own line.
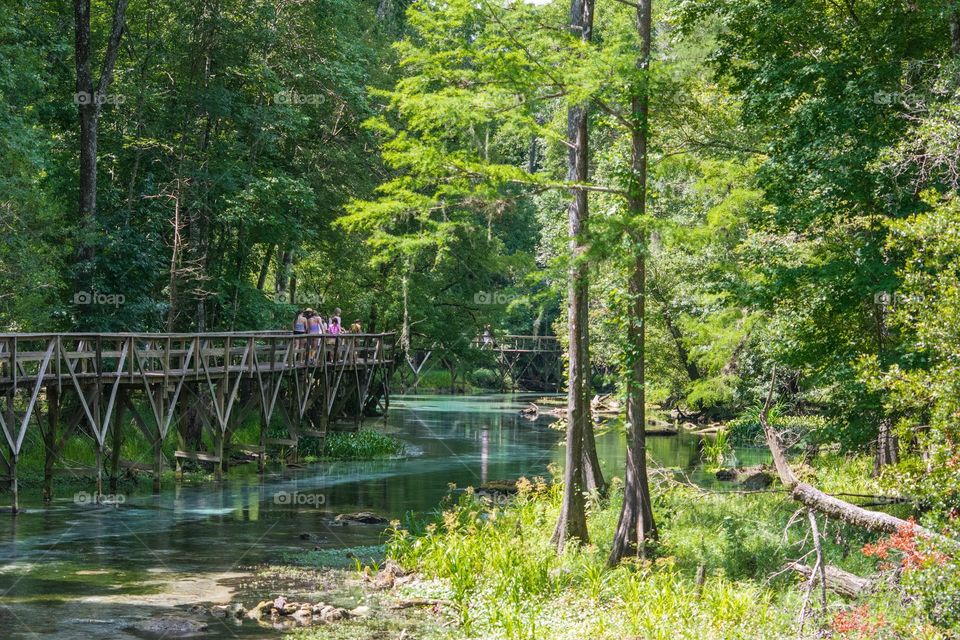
left=166, top=190, right=183, bottom=332
left=276, top=246, right=294, bottom=297
left=257, top=243, right=275, bottom=291
left=610, top=0, right=657, bottom=566
left=581, top=286, right=605, bottom=493
left=951, top=2, right=960, bottom=56
left=650, top=283, right=701, bottom=382
left=554, top=0, right=595, bottom=551
left=72, top=0, right=130, bottom=317
left=872, top=280, right=897, bottom=473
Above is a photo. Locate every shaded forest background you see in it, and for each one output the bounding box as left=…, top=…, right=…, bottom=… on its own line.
left=3, top=0, right=960, bottom=519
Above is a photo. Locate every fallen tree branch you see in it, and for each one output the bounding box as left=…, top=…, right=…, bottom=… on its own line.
left=390, top=598, right=452, bottom=610
left=760, top=367, right=952, bottom=545
left=786, top=562, right=873, bottom=599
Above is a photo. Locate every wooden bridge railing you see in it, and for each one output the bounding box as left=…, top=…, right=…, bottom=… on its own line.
left=473, top=334, right=561, bottom=353
left=0, top=331, right=395, bottom=386
left=401, top=334, right=562, bottom=392
left=0, top=331, right=396, bottom=513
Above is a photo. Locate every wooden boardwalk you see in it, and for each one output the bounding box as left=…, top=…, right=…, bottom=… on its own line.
left=0, top=331, right=395, bottom=512
left=400, top=335, right=563, bottom=392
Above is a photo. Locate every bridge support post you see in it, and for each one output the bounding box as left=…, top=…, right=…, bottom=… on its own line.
left=94, top=444, right=104, bottom=502
left=109, top=398, right=124, bottom=492
left=3, top=386, right=18, bottom=515
left=9, top=450, right=17, bottom=515
left=152, top=436, right=162, bottom=493
left=258, top=414, right=267, bottom=474
left=42, top=385, right=58, bottom=503
left=214, top=429, right=224, bottom=482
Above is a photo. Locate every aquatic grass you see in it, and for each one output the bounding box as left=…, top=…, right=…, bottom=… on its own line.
left=702, top=428, right=732, bottom=468
left=318, top=429, right=405, bottom=460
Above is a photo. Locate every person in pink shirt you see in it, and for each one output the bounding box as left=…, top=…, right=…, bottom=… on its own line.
left=327, top=317, right=341, bottom=335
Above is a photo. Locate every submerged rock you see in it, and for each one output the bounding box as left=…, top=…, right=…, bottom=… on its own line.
left=335, top=512, right=388, bottom=525
left=291, top=608, right=312, bottom=624
left=715, top=468, right=737, bottom=481
left=478, top=479, right=518, bottom=494
left=742, top=470, right=773, bottom=490
left=519, top=403, right=539, bottom=419
left=321, top=606, right=347, bottom=622
left=715, top=466, right=775, bottom=489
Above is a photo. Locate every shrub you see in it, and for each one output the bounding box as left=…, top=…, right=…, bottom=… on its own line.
left=470, top=367, right=500, bottom=389
left=728, top=402, right=829, bottom=448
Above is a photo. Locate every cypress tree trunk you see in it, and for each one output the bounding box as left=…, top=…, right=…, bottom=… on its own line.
left=554, top=0, right=596, bottom=551
left=610, top=0, right=657, bottom=565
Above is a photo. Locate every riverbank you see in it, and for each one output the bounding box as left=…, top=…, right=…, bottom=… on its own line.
left=364, top=455, right=952, bottom=639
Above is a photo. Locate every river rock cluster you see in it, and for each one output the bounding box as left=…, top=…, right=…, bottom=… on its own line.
left=239, top=596, right=369, bottom=627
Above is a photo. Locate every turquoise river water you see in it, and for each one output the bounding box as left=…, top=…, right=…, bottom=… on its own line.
left=0, top=393, right=767, bottom=639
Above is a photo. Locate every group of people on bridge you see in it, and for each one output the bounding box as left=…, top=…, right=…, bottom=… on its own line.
left=292, top=307, right=364, bottom=363
left=293, top=307, right=363, bottom=336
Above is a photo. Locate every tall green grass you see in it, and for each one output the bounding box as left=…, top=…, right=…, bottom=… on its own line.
left=382, top=461, right=944, bottom=640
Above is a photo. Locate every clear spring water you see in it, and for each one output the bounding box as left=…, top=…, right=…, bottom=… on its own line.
left=0, top=393, right=768, bottom=639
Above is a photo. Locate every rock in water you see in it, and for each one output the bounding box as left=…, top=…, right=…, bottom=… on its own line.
left=715, top=468, right=737, bottom=481
left=209, top=605, right=231, bottom=618
left=742, top=470, right=773, bottom=490
left=247, top=600, right=274, bottom=621
left=291, top=609, right=313, bottom=624
left=334, top=512, right=388, bottom=525
left=714, top=466, right=774, bottom=489
left=321, top=607, right=347, bottom=622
